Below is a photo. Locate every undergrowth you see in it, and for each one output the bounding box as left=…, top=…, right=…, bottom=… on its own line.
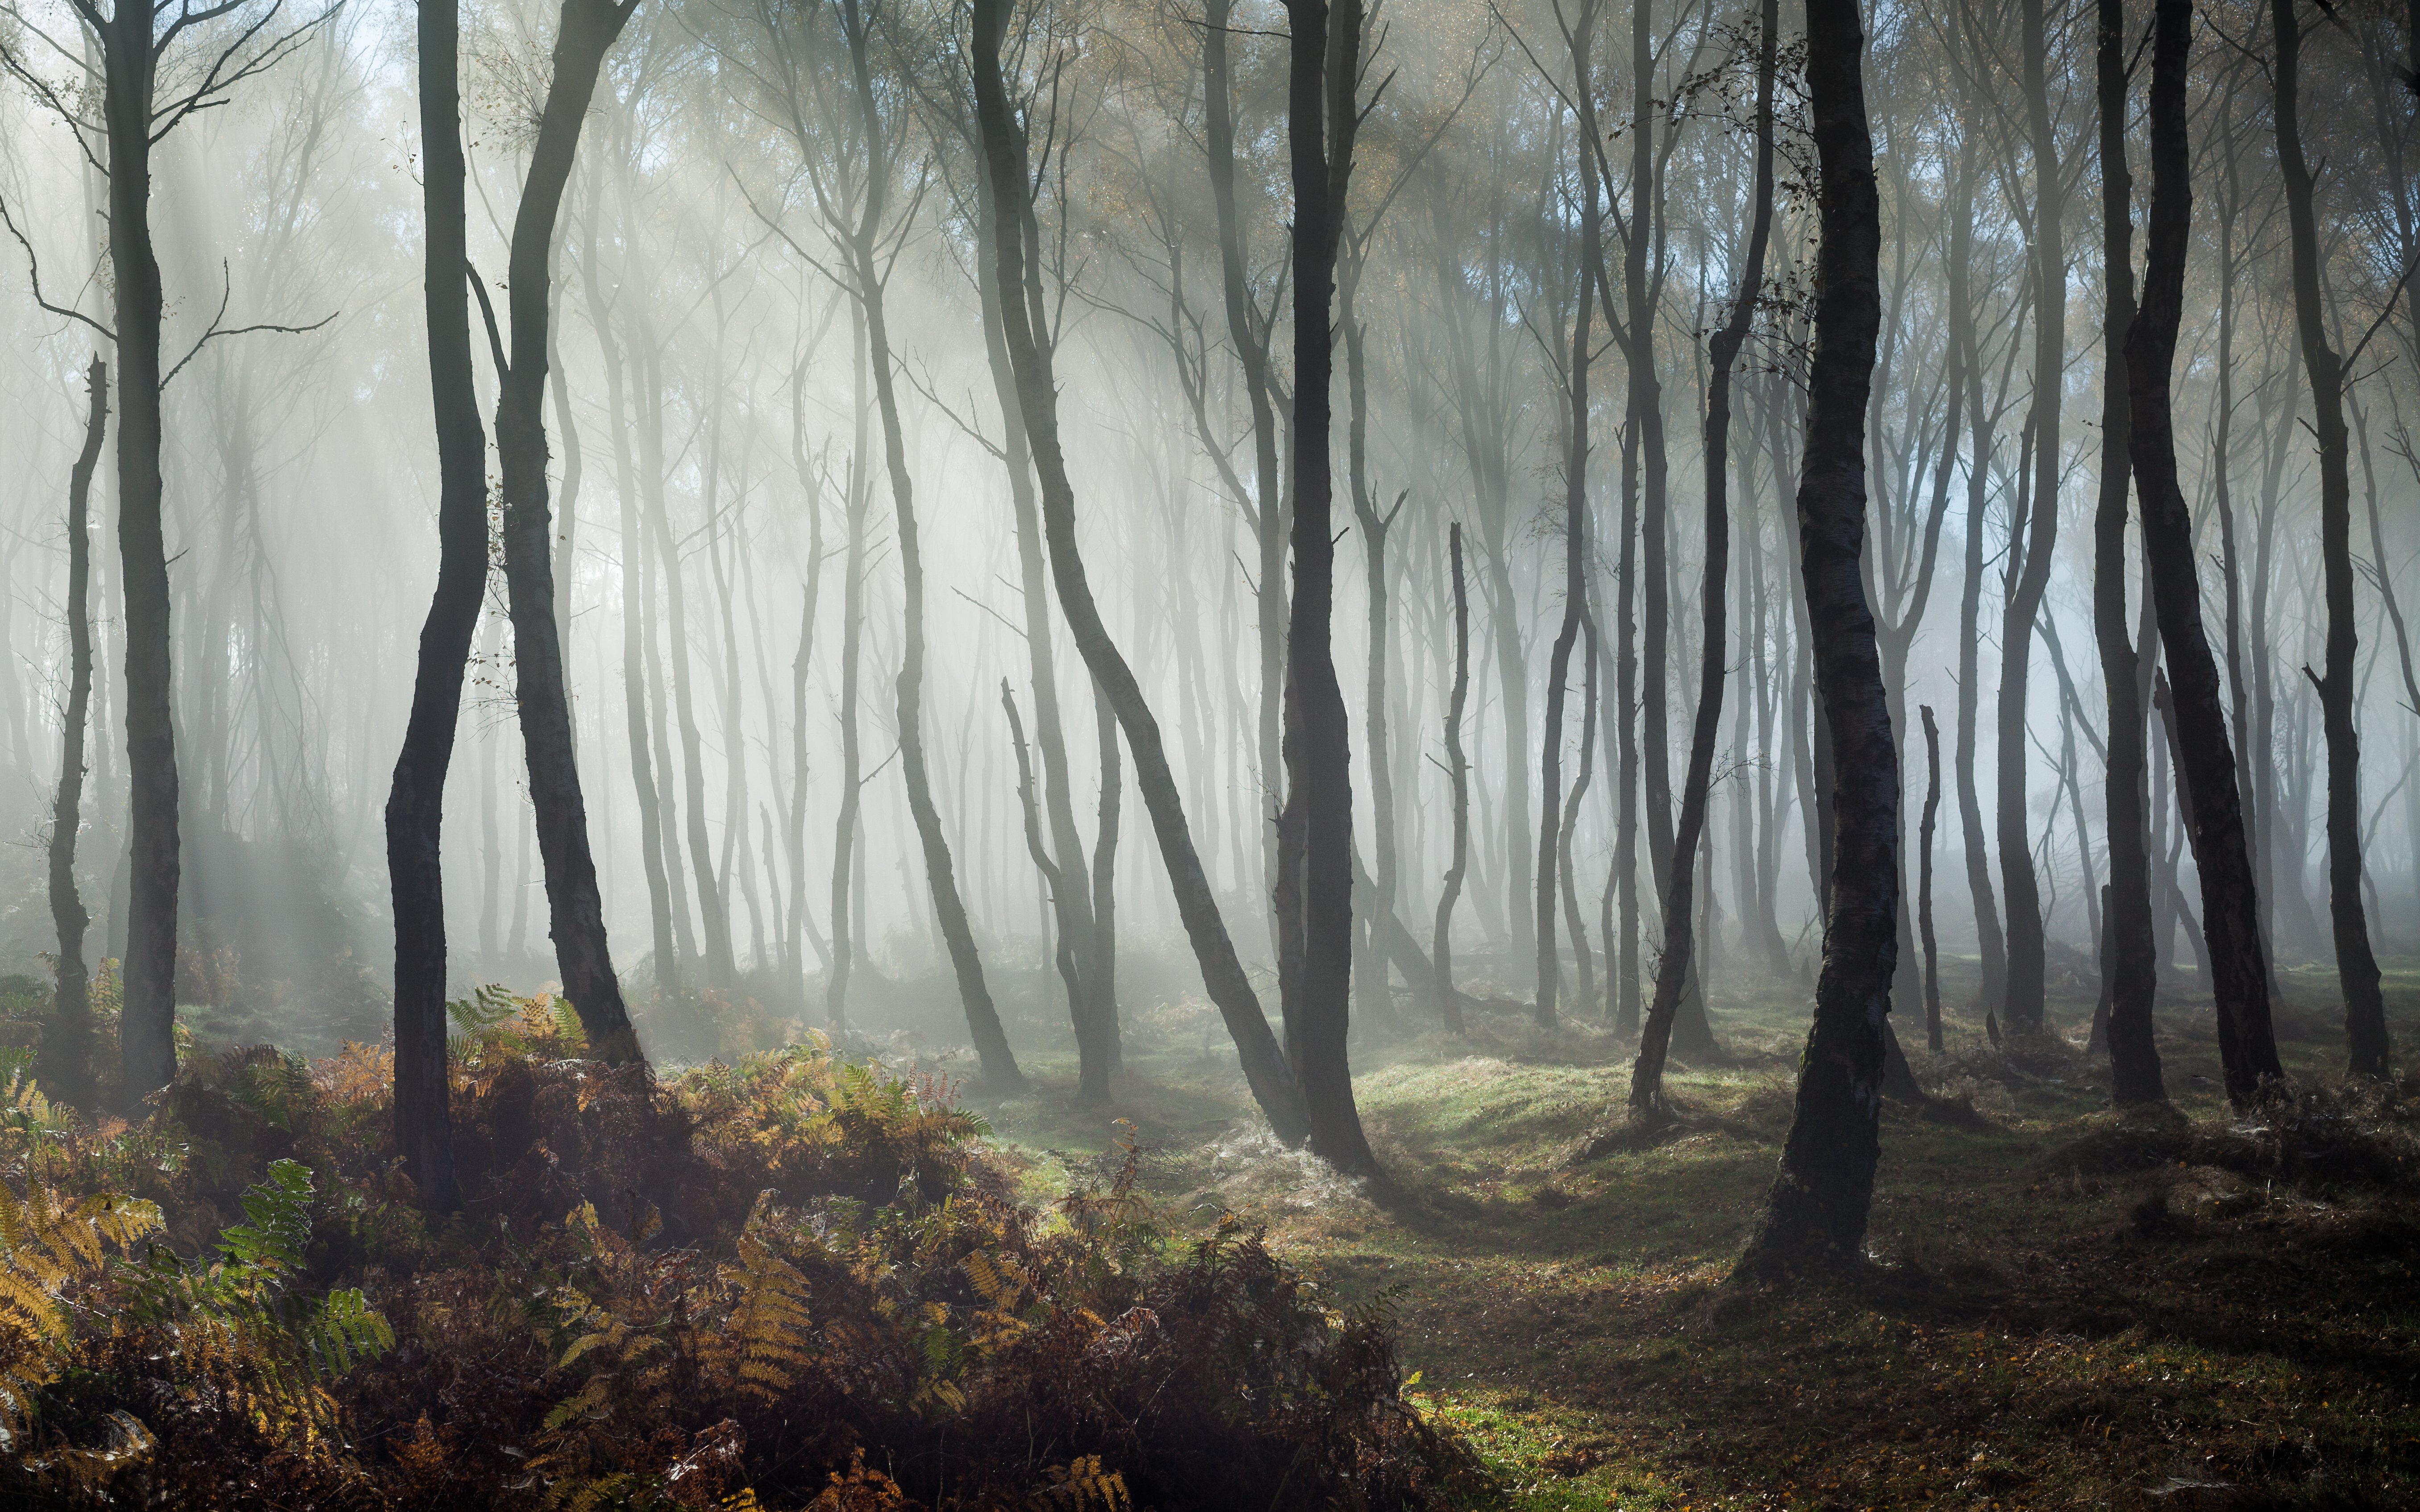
left=0, top=987, right=1476, bottom=1509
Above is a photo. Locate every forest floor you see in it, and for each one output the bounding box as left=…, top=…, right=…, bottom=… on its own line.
left=964, top=958, right=2420, bottom=1511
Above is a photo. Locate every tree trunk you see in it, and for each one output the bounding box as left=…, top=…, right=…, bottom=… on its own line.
left=1734, top=0, right=1889, bottom=1277
left=2093, top=0, right=2163, bottom=1105
left=1435, top=523, right=1472, bottom=1033
left=2271, top=0, right=2391, bottom=1077
left=1998, top=0, right=2067, bottom=1039
left=489, top=0, right=644, bottom=1066
left=1919, top=705, right=1942, bottom=1052
left=46, top=358, right=106, bottom=1112
left=1537, top=2, right=1600, bottom=1028
left=2127, top=0, right=2282, bottom=1105
left=1272, top=0, right=1375, bottom=1174
left=101, top=0, right=180, bottom=1104
left=973, top=0, right=1309, bottom=1144
left=1632, top=0, right=1774, bottom=1113
left=382, top=0, right=487, bottom=1200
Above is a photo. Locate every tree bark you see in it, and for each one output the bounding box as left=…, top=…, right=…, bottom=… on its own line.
left=1997, top=0, right=2067, bottom=1039
left=1537, top=0, right=1601, bottom=1029
left=1632, top=0, right=1774, bottom=1112
left=1919, top=704, right=1942, bottom=1052
left=383, top=0, right=488, bottom=1200
left=1435, top=523, right=1472, bottom=1033
left=489, top=0, right=644, bottom=1066
left=1272, top=0, right=1376, bottom=1174
left=46, top=358, right=106, bottom=1112
left=2094, top=0, right=2162, bottom=1106
left=973, top=0, right=1308, bottom=1144
left=100, top=0, right=180, bottom=1103
left=2128, top=0, right=2281, bottom=1105
left=2271, top=0, right=2391, bottom=1078
left=1735, top=0, right=1890, bottom=1277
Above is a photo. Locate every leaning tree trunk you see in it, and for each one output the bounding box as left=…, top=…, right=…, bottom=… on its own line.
left=385, top=0, right=487, bottom=1205
left=1272, top=0, right=1376, bottom=1174
left=490, top=0, right=644, bottom=1066
left=1434, top=523, right=1472, bottom=1034
left=2128, top=0, right=2281, bottom=1105
left=1735, top=0, right=1890, bottom=1277
left=1633, top=0, right=1774, bottom=1114
left=2093, top=0, right=2163, bottom=1106
left=836, top=0, right=1022, bottom=1093
left=974, top=0, right=1308, bottom=1144
left=45, top=358, right=106, bottom=1112
left=2271, top=0, right=2390, bottom=1078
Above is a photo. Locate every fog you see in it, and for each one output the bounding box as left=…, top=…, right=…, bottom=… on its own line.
left=0, top=0, right=2412, bottom=1115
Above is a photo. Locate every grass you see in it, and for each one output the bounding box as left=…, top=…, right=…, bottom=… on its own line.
left=959, top=953, right=2420, bottom=1511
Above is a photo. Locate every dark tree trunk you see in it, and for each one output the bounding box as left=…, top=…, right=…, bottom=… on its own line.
left=1919, top=705, right=1943, bottom=1052
left=1998, top=0, right=2067, bottom=1039
left=973, top=0, right=1308, bottom=1144
left=2094, top=0, right=2163, bottom=1106
left=2128, top=0, right=2282, bottom=1105
left=45, top=358, right=106, bottom=1112
left=2271, top=0, right=2391, bottom=1078
left=489, top=0, right=643, bottom=1066
left=975, top=163, right=1104, bottom=1095
left=1632, top=0, right=1774, bottom=1112
left=1558, top=622, right=1601, bottom=1021
left=1630, top=0, right=1674, bottom=895
left=101, top=0, right=179, bottom=1104
left=1735, top=0, right=1890, bottom=1277
left=1273, top=0, right=1376, bottom=1174
left=384, top=0, right=485, bottom=1202
left=1090, top=680, right=1122, bottom=1073
left=1435, top=524, right=1472, bottom=1033
left=832, top=0, right=1020, bottom=1093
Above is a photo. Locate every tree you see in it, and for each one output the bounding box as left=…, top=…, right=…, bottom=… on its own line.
left=2270, top=0, right=2391, bottom=1079
left=3, top=0, right=335, bottom=1103
left=1272, top=0, right=1378, bottom=1174
left=2127, top=0, right=2280, bottom=1105
left=385, top=0, right=488, bottom=1206
left=43, top=357, right=106, bottom=1112
left=482, top=0, right=646, bottom=1066
left=2092, top=0, right=2159, bottom=1106
left=1735, top=0, right=1889, bottom=1277
left=972, top=0, right=1308, bottom=1145
left=1434, top=522, right=1472, bottom=1034
left=1633, top=0, right=1776, bottom=1115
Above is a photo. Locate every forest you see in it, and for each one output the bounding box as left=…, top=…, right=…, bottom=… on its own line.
left=0, top=0, right=2415, bottom=1500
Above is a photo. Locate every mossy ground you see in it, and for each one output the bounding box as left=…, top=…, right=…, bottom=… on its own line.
left=964, top=956, right=2420, bottom=1511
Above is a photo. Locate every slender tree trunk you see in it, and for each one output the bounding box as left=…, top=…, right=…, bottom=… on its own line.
left=1091, top=679, right=1122, bottom=1071
left=2271, top=0, right=2391, bottom=1077
left=1735, top=0, right=1890, bottom=1276
left=1919, top=704, right=1942, bottom=1052
left=46, top=358, right=106, bottom=1111
left=2094, top=0, right=2162, bottom=1103
left=1537, top=5, right=1600, bottom=1027
left=101, top=0, right=180, bottom=1103
left=489, top=0, right=643, bottom=1066
left=973, top=0, right=1308, bottom=1144
left=1558, top=619, right=1601, bottom=1019
left=1435, top=523, right=1471, bottom=1033
left=832, top=0, right=1021, bottom=1090
left=1998, top=0, right=2067, bottom=1038
left=2127, top=0, right=2281, bottom=1105
left=1632, top=0, right=1773, bottom=1111
left=1630, top=0, right=1674, bottom=893
left=975, top=169, right=1103, bottom=1095
left=385, top=0, right=485, bottom=1201
left=1272, top=0, right=1375, bottom=1173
